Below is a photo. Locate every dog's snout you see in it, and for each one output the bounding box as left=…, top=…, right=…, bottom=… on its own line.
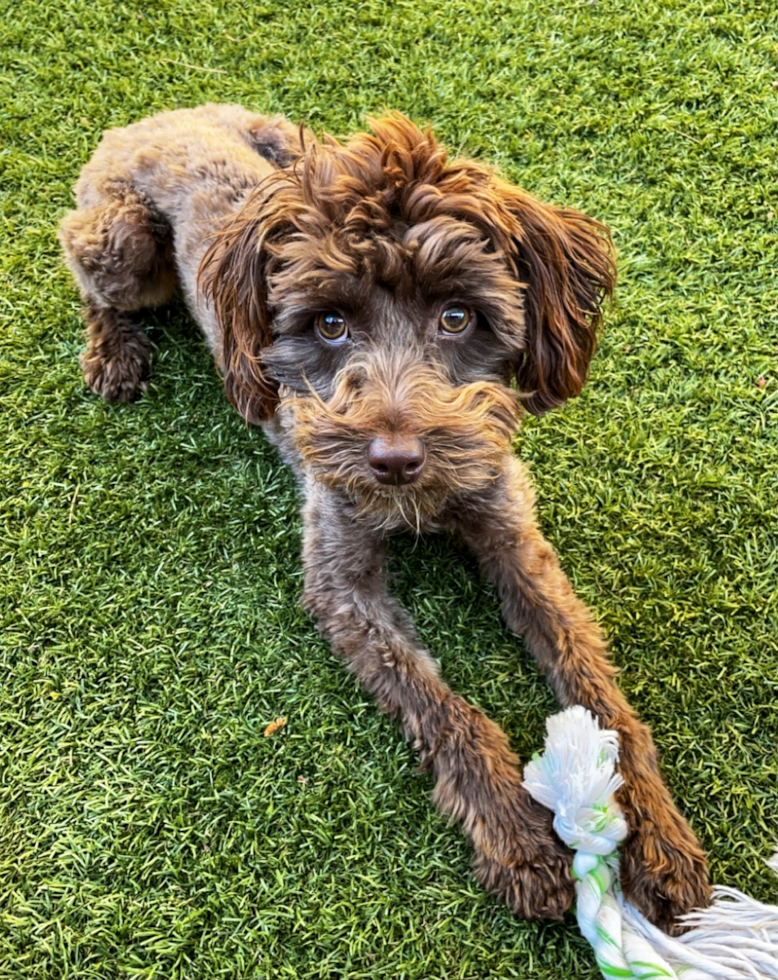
left=367, top=435, right=426, bottom=486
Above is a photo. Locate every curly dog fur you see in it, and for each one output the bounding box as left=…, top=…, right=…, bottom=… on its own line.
left=59, top=103, right=710, bottom=931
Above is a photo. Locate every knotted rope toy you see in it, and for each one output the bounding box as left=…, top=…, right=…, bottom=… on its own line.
left=523, top=706, right=778, bottom=980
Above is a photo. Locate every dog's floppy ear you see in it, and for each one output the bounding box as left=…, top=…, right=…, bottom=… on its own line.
left=199, top=194, right=280, bottom=424
left=493, top=180, right=616, bottom=415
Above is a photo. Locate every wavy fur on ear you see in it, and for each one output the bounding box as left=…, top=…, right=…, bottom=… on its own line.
left=199, top=196, right=282, bottom=424
left=494, top=181, right=616, bottom=415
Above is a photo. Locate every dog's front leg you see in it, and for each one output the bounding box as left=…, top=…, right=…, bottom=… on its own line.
left=300, top=484, right=574, bottom=920
left=457, top=458, right=710, bottom=932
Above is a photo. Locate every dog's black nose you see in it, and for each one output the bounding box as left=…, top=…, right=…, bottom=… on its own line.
left=368, top=435, right=426, bottom=486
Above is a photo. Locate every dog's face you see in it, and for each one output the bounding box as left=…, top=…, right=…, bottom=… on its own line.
left=201, top=115, right=615, bottom=516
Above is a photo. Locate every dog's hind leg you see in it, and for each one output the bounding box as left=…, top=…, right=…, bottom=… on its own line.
left=75, top=301, right=153, bottom=404
left=59, top=187, right=176, bottom=402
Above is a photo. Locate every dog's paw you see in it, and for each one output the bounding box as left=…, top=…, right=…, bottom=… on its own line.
left=470, top=787, right=574, bottom=921
left=620, top=816, right=710, bottom=934
left=472, top=835, right=574, bottom=920
left=80, top=334, right=150, bottom=403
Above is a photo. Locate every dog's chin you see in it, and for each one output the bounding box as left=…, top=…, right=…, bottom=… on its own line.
left=304, top=459, right=506, bottom=532
left=345, top=479, right=452, bottom=534
left=357, top=484, right=447, bottom=534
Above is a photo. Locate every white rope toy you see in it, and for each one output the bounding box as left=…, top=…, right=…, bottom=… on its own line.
left=523, top=706, right=778, bottom=980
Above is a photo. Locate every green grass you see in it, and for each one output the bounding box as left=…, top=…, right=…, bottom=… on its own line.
left=0, top=0, right=775, bottom=977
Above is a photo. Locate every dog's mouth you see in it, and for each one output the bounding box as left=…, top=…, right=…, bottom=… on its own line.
left=287, top=356, right=521, bottom=516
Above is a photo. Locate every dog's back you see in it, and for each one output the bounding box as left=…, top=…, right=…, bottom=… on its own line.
left=58, top=104, right=299, bottom=400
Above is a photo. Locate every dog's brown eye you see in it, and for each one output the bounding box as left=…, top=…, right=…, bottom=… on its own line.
left=439, top=306, right=472, bottom=335
left=315, top=312, right=348, bottom=344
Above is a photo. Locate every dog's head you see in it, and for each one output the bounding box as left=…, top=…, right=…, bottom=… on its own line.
left=200, top=114, right=615, bottom=512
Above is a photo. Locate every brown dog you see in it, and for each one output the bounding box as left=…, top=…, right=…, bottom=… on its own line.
left=59, top=103, right=710, bottom=931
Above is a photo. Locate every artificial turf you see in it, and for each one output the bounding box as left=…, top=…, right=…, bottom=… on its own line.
left=0, top=0, right=775, bottom=977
